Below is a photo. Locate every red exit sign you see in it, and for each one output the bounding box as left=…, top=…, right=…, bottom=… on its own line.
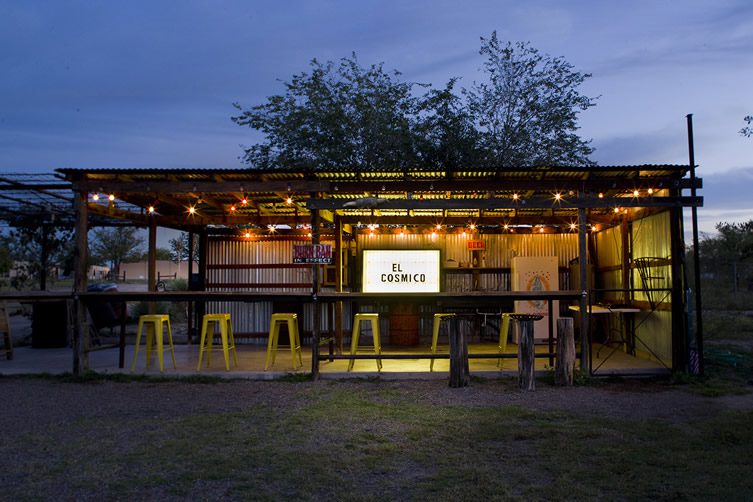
left=467, top=240, right=485, bottom=250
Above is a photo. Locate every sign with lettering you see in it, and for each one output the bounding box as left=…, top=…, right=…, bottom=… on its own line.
left=362, top=249, right=441, bottom=293
left=467, top=239, right=485, bottom=250
left=293, top=244, right=332, bottom=264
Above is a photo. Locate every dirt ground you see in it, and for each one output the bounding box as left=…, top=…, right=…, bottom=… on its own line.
left=2, top=377, right=752, bottom=435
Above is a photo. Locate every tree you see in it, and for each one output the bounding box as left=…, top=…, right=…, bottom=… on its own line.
left=699, top=220, right=753, bottom=291
left=169, top=232, right=198, bottom=263
left=89, top=227, right=145, bottom=278
left=414, top=78, right=481, bottom=168
left=741, top=115, right=752, bottom=137
left=466, top=33, right=597, bottom=166
left=7, top=216, right=73, bottom=290
left=233, top=34, right=597, bottom=169
left=232, top=55, right=422, bottom=170
left=168, top=232, right=198, bottom=277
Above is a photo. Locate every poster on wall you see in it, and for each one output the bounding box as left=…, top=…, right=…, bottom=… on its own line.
left=362, top=249, right=441, bottom=293
left=511, top=256, right=559, bottom=342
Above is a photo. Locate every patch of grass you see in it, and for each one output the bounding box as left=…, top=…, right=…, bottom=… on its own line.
left=2, top=380, right=753, bottom=500
left=2, top=371, right=228, bottom=385
left=700, top=279, right=753, bottom=310
left=684, top=346, right=753, bottom=396
left=705, top=311, right=753, bottom=341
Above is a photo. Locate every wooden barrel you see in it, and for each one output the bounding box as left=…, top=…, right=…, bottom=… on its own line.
left=389, top=314, right=419, bottom=345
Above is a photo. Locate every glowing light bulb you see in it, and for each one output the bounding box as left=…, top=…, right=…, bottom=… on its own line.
left=286, top=197, right=293, bottom=204
left=148, top=206, right=155, bottom=214
left=435, top=223, right=442, bottom=230
left=539, top=226, right=545, bottom=233
left=512, top=193, right=519, bottom=200
left=244, top=232, right=251, bottom=238
left=92, top=193, right=99, bottom=201
left=188, top=206, right=196, bottom=215
left=633, top=190, right=640, bottom=197
left=614, top=207, right=620, bottom=213
left=598, top=192, right=604, bottom=199
left=229, top=205, right=236, bottom=212
left=554, top=193, right=562, bottom=201
left=108, top=194, right=115, bottom=202
left=241, top=197, right=248, bottom=205
left=570, top=223, right=576, bottom=230
left=647, top=188, right=654, bottom=195
left=469, top=223, right=476, bottom=231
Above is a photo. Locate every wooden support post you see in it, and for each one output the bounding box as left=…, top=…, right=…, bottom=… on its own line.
left=72, top=190, right=89, bottom=375
left=335, top=214, right=343, bottom=355
left=577, top=204, right=589, bottom=372
left=555, top=318, right=576, bottom=386
left=448, top=317, right=469, bottom=388
left=311, top=204, right=321, bottom=379
left=513, top=314, right=542, bottom=391
left=1, top=302, right=13, bottom=360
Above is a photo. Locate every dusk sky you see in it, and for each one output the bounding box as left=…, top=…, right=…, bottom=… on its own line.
left=1, top=0, right=752, bottom=236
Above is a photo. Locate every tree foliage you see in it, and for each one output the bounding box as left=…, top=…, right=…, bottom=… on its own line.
left=0, top=242, right=12, bottom=276
left=7, top=218, right=73, bottom=290
left=467, top=34, right=596, bottom=166
left=169, top=232, right=198, bottom=263
left=233, top=55, right=421, bottom=170
left=89, top=227, right=144, bottom=276
left=698, top=220, right=753, bottom=290
left=741, top=115, right=753, bottom=137
left=233, top=33, right=597, bottom=170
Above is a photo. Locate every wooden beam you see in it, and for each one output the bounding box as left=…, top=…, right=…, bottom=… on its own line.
left=308, top=196, right=703, bottom=211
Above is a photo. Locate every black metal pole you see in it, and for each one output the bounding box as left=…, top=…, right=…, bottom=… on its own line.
left=687, top=113, right=704, bottom=375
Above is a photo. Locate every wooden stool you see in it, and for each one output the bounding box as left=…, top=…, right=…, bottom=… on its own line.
left=265, top=313, right=303, bottom=371
left=197, top=313, right=238, bottom=371
left=497, top=313, right=512, bottom=369
left=430, top=313, right=455, bottom=371
left=132, top=314, right=176, bottom=372
left=348, top=313, right=382, bottom=372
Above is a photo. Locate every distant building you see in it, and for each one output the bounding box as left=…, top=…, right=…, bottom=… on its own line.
left=118, top=260, right=196, bottom=281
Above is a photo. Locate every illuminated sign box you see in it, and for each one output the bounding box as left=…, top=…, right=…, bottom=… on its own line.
left=362, top=250, right=441, bottom=293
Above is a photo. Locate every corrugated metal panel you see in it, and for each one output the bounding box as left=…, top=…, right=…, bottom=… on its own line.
left=359, top=233, right=578, bottom=268
left=358, top=233, right=577, bottom=292
left=595, top=225, right=623, bottom=296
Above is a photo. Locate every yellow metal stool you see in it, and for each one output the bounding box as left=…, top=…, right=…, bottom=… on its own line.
left=497, top=313, right=512, bottom=369
left=132, top=314, right=176, bottom=372
left=348, top=313, right=382, bottom=372
left=265, top=313, right=303, bottom=371
left=430, top=313, right=455, bottom=371
left=197, top=313, right=238, bottom=371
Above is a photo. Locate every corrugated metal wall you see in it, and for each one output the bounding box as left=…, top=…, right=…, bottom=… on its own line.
left=359, top=233, right=578, bottom=291
left=206, top=238, right=335, bottom=341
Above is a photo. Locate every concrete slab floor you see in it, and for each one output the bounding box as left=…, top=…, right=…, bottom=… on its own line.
left=0, top=341, right=666, bottom=379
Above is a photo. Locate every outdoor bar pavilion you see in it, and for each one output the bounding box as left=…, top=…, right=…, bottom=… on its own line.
left=50, top=161, right=703, bottom=378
